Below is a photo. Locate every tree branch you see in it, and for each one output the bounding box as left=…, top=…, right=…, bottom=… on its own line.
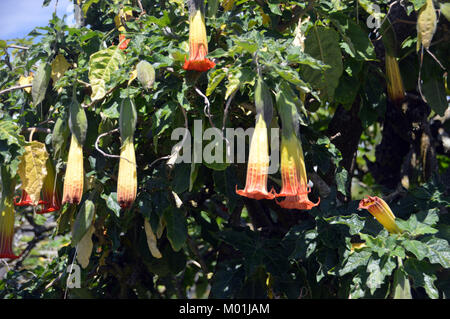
left=0, top=84, right=32, bottom=95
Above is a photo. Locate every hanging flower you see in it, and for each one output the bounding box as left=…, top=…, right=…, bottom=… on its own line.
left=14, top=189, right=34, bottom=207
left=236, top=115, right=275, bottom=200
left=117, top=139, right=137, bottom=209
left=182, top=8, right=215, bottom=72
left=0, top=198, right=19, bottom=260
left=276, top=134, right=319, bottom=210
left=37, top=159, right=61, bottom=214
left=385, top=52, right=405, bottom=104
left=358, top=196, right=402, bottom=234
left=62, top=135, right=84, bottom=205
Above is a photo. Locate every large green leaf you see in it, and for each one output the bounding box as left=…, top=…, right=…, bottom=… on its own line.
left=31, top=62, right=51, bottom=106
left=72, top=199, right=96, bottom=246
left=88, top=46, right=126, bottom=101
left=163, top=207, right=187, bottom=252
left=404, top=258, right=439, bottom=299
left=302, top=25, right=343, bottom=102
left=0, top=119, right=24, bottom=147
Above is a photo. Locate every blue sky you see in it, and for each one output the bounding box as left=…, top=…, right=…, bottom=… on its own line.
left=0, top=0, right=74, bottom=40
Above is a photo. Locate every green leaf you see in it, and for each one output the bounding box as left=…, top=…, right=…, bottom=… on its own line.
left=326, top=214, right=365, bottom=236
left=82, top=0, right=100, bottom=14
left=422, top=237, right=450, bottom=268
left=31, top=62, right=51, bottom=106
left=163, top=207, right=187, bottom=252
left=441, top=3, right=450, bottom=21
left=88, top=47, right=126, bottom=101
left=396, top=209, right=438, bottom=236
left=339, top=249, right=371, bottom=276
left=72, top=199, right=95, bottom=246
left=402, top=239, right=429, bottom=261
left=409, top=0, right=427, bottom=11
left=335, top=167, right=349, bottom=195
left=207, top=69, right=227, bottom=96
left=392, top=263, right=412, bottom=299
left=302, top=25, right=343, bottom=102
left=404, top=258, right=439, bottom=299
left=331, top=15, right=375, bottom=60
left=0, top=119, right=24, bottom=147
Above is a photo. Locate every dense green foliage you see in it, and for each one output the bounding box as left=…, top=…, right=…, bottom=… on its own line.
left=0, top=0, right=449, bottom=299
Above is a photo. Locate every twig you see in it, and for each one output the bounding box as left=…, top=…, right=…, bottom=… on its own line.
left=136, top=0, right=146, bottom=15
left=7, top=45, right=29, bottom=50
left=22, top=127, right=51, bottom=136
left=94, top=128, right=136, bottom=165
left=195, top=86, right=233, bottom=162
left=0, top=84, right=32, bottom=95
left=222, top=90, right=237, bottom=133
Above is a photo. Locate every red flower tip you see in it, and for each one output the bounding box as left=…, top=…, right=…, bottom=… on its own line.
left=276, top=187, right=320, bottom=210
left=358, top=195, right=379, bottom=210
left=0, top=253, right=20, bottom=260
left=14, top=190, right=34, bottom=207
left=236, top=185, right=276, bottom=200
left=182, top=57, right=215, bottom=72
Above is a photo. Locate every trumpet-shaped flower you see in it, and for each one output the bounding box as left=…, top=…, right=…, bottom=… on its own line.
left=183, top=9, right=215, bottom=72
left=14, top=189, right=34, bottom=207
left=358, top=196, right=402, bottom=234
left=0, top=199, right=19, bottom=259
left=117, top=139, right=137, bottom=209
left=37, top=159, right=61, bottom=214
left=62, top=135, right=84, bottom=205
left=236, top=115, right=275, bottom=200
left=276, top=134, right=319, bottom=210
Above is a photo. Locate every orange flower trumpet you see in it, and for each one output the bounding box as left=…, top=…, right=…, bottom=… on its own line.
left=236, top=114, right=275, bottom=200
left=183, top=2, right=215, bottom=72
left=358, top=196, right=402, bottom=234
left=276, top=134, right=319, bottom=210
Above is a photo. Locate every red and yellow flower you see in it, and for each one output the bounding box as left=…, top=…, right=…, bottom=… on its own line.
left=14, top=189, right=34, bottom=207
left=276, top=134, right=319, bottom=210
left=62, top=135, right=84, bottom=205
left=0, top=198, right=19, bottom=260
left=37, top=159, right=61, bottom=214
left=236, top=115, right=275, bottom=200
left=183, top=9, right=215, bottom=72
left=358, top=196, right=402, bottom=234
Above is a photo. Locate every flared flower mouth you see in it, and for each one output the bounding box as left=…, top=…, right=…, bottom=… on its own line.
left=275, top=135, right=319, bottom=210
left=14, top=190, right=34, bottom=207
left=276, top=186, right=320, bottom=210
left=236, top=115, right=275, bottom=200
left=358, top=196, right=402, bottom=234
left=182, top=9, right=215, bottom=72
